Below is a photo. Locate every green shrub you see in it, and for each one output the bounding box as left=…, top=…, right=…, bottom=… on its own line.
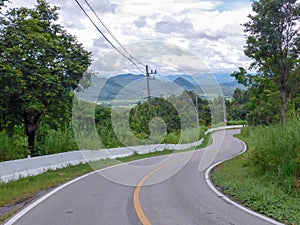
left=247, top=117, right=300, bottom=191
left=0, top=127, right=29, bottom=161
left=37, top=127, right=78, bottom=155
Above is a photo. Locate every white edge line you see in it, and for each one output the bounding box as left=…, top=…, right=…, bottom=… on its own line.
left=3, top=125, right=244, bottom=225
left=0, top=125, right=242, bottom=183
left=3, top=170, right=95, bottom=225
left=3, top=160, right=135, bottom=225
left=4, top=144, right=205, bottom=225
left=204, top=136, right=286, bottom=225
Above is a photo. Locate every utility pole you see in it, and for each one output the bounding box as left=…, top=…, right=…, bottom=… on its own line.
left=146, top=65, right=157, bottom=111
left=195, top=95, right=199, bottom=125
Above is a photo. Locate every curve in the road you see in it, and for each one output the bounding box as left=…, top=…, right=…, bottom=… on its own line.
left=134, top=161, right=178, bottom=225
left=204, top=137, right=284, bottom=225
left=4, top=130, right=284, bottom=225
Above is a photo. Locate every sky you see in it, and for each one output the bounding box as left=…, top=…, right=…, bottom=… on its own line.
left=2, top=0, right=254, bottom=74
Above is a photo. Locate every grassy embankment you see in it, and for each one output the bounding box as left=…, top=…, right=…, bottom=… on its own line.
left=0, top=132, right=212, bottom=223
left=212, top=117, right=300, bottom=225
left=0, top=125, right=209, bottom=162
left=0, top=125, right=78, bottom=161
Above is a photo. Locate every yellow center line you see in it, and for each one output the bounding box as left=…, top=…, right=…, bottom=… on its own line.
left=133, top=135, right=232, bottom=225
left=133, top=161, right=178, bottom=225
left=225, top=137, right=230, bottom=150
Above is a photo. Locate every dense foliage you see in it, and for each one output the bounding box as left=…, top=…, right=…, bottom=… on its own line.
left=129, top=91, right=211, bottom=139
left=248, top=118, right=300, bottom=189
left=0, top=90, right=212, bottom=161
left=0, top=0, right=92, bottom=155
left=232, top=0, right=300, bottom=125
left=226, top=88, right=249, bottom=122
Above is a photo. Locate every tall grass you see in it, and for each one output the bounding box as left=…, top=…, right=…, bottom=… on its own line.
left=0, top=127, right=29, bottom=161
left=242, top=117, right=300, bottom=192
left=0, top=125, right=78, bottom=161
left=37, top=127, right=78, bottom=155
left=212, top=118, right=300, bottom=224
left=0, top=125, right=207, bottom=161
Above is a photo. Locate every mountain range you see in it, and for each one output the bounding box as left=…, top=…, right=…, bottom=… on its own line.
left=84, top=73, right=244, bottom=102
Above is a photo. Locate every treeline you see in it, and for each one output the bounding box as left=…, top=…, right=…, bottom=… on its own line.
left=0, top=89, right=213, bottom=161
left=227, top=79, right=300, bottom=126
left=130, top=91, right=211, bottom=136
left=73, top=91, right=211, bottom=150
left=128, top=91, right=211, bottom=144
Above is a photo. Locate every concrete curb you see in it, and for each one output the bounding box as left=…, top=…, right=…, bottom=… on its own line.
left=204, top=134, right=285, bottom=225
left=0, top=125, right=243, bottom=183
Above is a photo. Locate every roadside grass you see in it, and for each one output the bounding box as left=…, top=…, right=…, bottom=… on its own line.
left=227, top=120, right=247, bottom=126
left=211, top=131, right=300, bottom=225
left=0, top=125, right=208, bottom=162
left=0, top=133, right=212, bottom=223
left=0, top=209, right=19, bottom=224
left=0, top=128, right=29, bottom=161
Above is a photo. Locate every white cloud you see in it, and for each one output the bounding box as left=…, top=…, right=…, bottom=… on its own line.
left=155, top=17, right=194, bottom=34
left=134, top=16, right=147, bottom=28
left=2, top=0, right=253, bottom=72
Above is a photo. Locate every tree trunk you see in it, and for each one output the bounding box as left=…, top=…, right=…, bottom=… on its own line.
left=281, top=88, right=288, bottom=126
left=23, top=112, right=42, bottom=156
left=25, top=123, right=39, bottom=156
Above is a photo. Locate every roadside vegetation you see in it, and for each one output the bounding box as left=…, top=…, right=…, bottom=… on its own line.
left=212, top=118, right=300, bottom=224
left=0, top=90, right=212, bottom=161
left=212, top=0, right=300, bottom=224
left=0, top=132, right=212, bottom=223
left=1, top=0, right=300, bottom=224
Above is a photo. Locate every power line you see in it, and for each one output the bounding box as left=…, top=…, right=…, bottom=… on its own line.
left=74, top=0, right=145, bottom=74
left=83, top=0, right=145, bottom=68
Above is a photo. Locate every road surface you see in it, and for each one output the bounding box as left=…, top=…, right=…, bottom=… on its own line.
left=5, top=130, right=282, bottom=225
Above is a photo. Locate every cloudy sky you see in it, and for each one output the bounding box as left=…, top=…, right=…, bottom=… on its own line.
left=2, top=0, right=253, bottom=73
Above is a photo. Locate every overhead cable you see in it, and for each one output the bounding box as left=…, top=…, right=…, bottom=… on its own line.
left=74, top=0, right=145, bottom=74
left=83, top=0, right=145, bottom=68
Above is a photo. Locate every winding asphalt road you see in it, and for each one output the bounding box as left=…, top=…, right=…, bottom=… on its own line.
left=4, top=130, right=283, bottom=225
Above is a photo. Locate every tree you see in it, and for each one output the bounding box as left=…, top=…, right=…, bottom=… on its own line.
left=228, top=88, right=249, bottom=121
left=185, top=91, right=211, bottom=126
left=236, top=0, right=300, bottom=125
left=0, top=0, right=92, bottom=155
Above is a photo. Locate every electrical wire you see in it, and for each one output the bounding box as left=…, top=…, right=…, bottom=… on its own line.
left=2, top=1, right=154, bottom=76
left=74, top=0, right=146, bottom=75
left=83, top=0, right=145, bottom=68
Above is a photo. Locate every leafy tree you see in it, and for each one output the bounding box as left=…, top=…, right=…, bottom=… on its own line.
left=227, top=88, right=249, bottom=121
left=95, top=105, right=123, bottom=148
left=0, top=0, right=92, bottom=155
left=130, top=98, right=180, bottom=137
left=248, top=80, right=282, bottom=125
left=234, top=0, right=300, bottom=125
left=129, top=91, right=211, bottom=139
left=185, top=91, right=211, bottom=126
left=232, top=70, right=283, bottom=125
